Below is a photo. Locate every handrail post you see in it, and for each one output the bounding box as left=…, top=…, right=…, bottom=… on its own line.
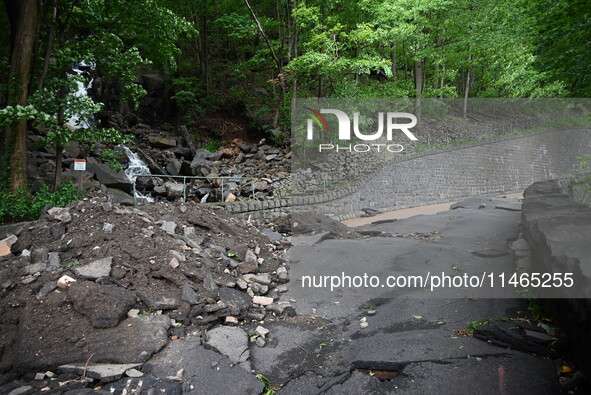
left=133, top=177, right=137, bottom=206
left=183, top=177, right=187, bottom=202
left=221, top=177, right=224, bottom=202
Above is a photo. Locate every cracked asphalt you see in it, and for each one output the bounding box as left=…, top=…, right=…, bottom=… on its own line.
left=251, top=196, right=560, bottom=394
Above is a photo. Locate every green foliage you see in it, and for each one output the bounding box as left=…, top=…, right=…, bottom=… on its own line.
left=203, top=139, right=222, bottom=153
left=255, top=374, right=277, bottom=395
left=0, top=182, right=83, bottom=224
left=100, top=149, right=125, bottom=172
left=171, top=77, right=220, bottom=125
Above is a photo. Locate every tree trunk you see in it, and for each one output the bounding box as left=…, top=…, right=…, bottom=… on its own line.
left=414, top=60, right=424, bottom=122
left=463, top=55, right=473, bottom=118
left=201, top=3, right=209, bottom=94
left=391, top=47, right=397, bottom=82
left=52, top=81, right=67, bottom=191
left=38, top=0, right=58, bottom=90
left=4, top=0, right=40, bottom=193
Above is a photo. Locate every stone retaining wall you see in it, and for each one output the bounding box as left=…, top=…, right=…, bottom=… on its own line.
left=221, top=128, right=591, bottom=219
left=521, top=180, right=591, bottom=373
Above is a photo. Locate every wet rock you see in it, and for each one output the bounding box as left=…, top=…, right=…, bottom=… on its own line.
left=47, top=207, right=72, bottom=223
left=58, top=363, right=141, bottom=382
left=68, top=281, right=136, bottom=328
left=73, top=256, right=113, bottom=279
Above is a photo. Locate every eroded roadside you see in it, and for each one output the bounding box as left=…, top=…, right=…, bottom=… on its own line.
left=0, top=194, right=575, bottom=394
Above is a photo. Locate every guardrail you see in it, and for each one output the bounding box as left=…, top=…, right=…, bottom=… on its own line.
left=131, top=174, right=258, bottom=205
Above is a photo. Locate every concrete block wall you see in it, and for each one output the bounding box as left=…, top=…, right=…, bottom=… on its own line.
left=221, top=128, right=591, bottom=219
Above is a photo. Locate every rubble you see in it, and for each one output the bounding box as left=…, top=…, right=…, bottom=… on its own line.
left=0, top=197, right=293, bottom=390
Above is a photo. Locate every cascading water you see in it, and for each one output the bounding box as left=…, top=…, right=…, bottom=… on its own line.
left=119, top=145, right=154, bottom=203
left=67, top=62, right=94, bottom=129
left=66, top=62, right=154, bottom=204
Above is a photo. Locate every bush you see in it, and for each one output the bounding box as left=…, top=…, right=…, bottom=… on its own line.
left=203, top=139, right=222, bottom=153
left=0, top=182, right=83, bottom=224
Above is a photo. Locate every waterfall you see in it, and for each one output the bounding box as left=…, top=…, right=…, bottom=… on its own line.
left=120, top=145, right=151, bottom=180
left=119, top=145, right=153, bottom=203
left=67, top=62, right=94, bottom=129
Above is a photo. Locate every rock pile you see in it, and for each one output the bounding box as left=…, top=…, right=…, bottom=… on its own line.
left=0, top=198, right=292, bottom=391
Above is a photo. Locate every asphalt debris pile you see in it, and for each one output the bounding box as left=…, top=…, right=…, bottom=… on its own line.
left=0, top=198, right=293, bottom=392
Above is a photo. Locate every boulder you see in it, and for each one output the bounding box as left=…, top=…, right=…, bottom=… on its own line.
left=87, top=162, right=132, bottom=193
left=164, top=182, right=185, bottom=199
left=107, top=188, right=135, bottom=206
left=147, top=135, right=176, bottom=148
left=165, top=157, right=182, bottom=176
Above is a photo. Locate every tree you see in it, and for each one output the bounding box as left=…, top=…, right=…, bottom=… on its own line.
left=3, top=0, right=40, bottom=193
left=1, top=0, right=195, bottom=192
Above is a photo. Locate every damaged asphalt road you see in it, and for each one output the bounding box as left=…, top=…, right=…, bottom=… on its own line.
left=251, top=196, right=560, bottom=394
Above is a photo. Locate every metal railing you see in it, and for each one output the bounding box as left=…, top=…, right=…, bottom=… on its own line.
left=131, top=174, right=258, bottom=206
